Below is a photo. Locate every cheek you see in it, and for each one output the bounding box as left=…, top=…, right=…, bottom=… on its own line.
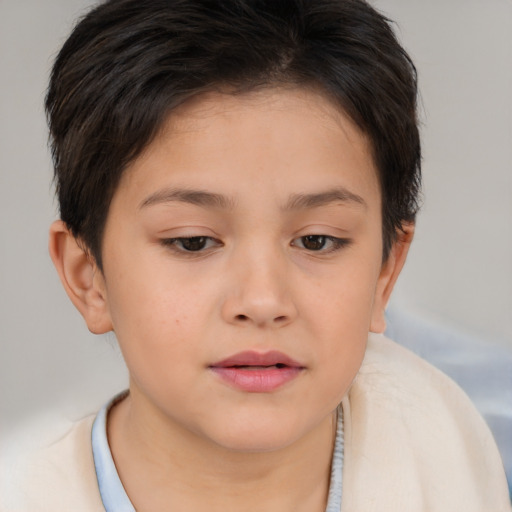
left=297, top=258, right=380, bottom=393
left=108, top=288, right=207, bottom=402
left=310, top=317, right=367, bottom=414
left=103, top=256, right=215, bottom=369
left=301, top=257, right=381, bottom=335
left=106, top=244, right=204, bottom=323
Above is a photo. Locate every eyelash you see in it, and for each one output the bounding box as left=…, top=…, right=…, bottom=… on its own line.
left=161, top=235, right=351, bottom=255
left=161, top=236, right=222, bottom=255
left=291, top=235, right=351, bottom=254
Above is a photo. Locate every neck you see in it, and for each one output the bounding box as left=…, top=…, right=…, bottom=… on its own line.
left=108, top=389, right=337, bottom=512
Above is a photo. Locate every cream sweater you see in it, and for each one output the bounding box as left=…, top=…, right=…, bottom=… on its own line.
left=2, top=335, right=510, bottom=511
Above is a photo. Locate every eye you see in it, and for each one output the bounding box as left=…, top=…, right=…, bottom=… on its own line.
left=162, top=236, right=220, bottom=252
left=292, top=235, right=350, bottom=253
left=300, top=235, right=328, bottom=251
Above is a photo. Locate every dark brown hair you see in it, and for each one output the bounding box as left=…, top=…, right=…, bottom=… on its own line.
left=46, top=0, right=421, bottom=268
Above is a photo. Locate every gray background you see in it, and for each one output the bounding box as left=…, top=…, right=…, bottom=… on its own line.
left=1, top=0, right=511, bottom=436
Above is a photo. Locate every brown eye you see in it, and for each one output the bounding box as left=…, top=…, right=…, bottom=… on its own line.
left=179, top=237, right=208, bottom=251
left=291, top=235, right=351, bottom=254
left=301, top=235, right=327, bottom=251
left=162, top=236, right=218, bottom=253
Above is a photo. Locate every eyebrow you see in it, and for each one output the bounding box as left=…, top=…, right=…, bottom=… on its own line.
left=139, top=186, right=366, bottom=211
left=139, top=188, right=235, bottom=210
left=284, top=188, right=366, bottom=210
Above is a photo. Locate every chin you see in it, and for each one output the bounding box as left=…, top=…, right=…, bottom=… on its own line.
left=203, top=414, right=315, bottom=454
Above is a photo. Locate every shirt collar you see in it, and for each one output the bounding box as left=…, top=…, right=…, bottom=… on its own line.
left=92, top=391, right=134, bottom=512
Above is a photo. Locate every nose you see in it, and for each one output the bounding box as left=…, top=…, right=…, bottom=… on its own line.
left=221, top=245, right=298, bottom=328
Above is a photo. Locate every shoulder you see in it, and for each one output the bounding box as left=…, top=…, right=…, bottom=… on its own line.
left=356, top=333, right=486, bottom=410
left=1, top=415, right=104, bottom=512
left=341, top=333, right=511, bottom=511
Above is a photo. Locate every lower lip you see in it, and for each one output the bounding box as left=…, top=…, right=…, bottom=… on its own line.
left=210, top=366, right=303, bottom=392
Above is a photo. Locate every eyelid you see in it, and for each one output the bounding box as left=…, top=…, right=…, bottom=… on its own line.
left=160, top=236, right=223, bottom=255
left=155, top=225, right=221, bottom=238
left=291, top=235, right=352, bottom=254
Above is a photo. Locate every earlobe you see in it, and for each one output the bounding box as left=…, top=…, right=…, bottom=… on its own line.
left=370, top=223, right=414, bottom=333
left=49, top=220, right=113, bottom=334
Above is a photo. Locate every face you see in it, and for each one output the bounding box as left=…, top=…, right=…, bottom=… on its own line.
left=95, top=88, right=394, bottom=452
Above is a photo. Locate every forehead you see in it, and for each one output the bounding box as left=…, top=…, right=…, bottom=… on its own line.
left=159, top=87, right=371, bottom=160
left=116, top=87, right=380, bottom=211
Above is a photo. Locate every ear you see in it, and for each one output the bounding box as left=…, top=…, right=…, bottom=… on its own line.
left=49, top=220, right=113, bottom=334
left=370, top=223, right=414, bottom=333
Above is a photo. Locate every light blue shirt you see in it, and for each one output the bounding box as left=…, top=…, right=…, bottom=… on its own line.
left=92, top=393, right=344, bottom=511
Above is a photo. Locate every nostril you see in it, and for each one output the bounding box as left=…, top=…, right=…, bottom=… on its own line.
left=232, top=314, right=290, bottom=325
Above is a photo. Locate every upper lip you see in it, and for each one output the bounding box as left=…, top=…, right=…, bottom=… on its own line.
left=210, top=350, right=304, bottom=368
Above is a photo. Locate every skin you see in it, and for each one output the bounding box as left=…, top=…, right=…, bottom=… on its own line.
left=49, top=87, right=412, bottom=512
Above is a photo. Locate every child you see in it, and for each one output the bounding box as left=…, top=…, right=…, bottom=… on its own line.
left=3, top=0, right=510, bottom=510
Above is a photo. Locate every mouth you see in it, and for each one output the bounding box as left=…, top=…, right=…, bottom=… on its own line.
left=209, top=351, right=305, bottom=393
